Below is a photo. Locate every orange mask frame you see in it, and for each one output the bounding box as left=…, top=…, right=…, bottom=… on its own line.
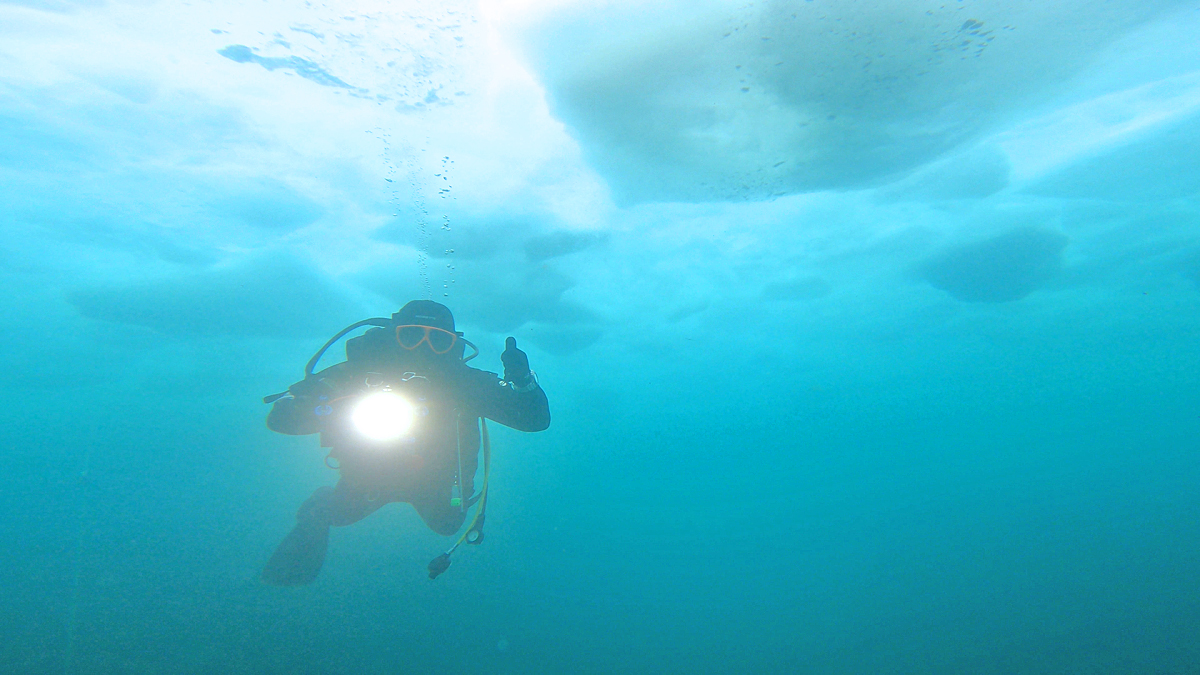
left=395, top=324, right=459, bottom=354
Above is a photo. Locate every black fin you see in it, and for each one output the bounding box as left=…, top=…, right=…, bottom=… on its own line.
left=261, top=521, right=330, bottom=586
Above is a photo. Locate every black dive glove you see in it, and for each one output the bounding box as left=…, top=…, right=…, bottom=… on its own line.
left=501, top=337, right=533, bottom=389
left=288, top=377, right=333, bottom=399
left=263, top=376, right=332, bottom=405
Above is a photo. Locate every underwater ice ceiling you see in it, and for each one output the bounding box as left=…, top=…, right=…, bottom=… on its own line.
left=1, top=0, right=1199, bottom=354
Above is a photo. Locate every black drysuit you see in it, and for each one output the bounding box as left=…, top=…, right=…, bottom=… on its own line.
left=262, top=326, right=549, bottom=584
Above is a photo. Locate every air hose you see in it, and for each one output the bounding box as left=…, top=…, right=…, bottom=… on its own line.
left=428, top=419, right=491, bottom=579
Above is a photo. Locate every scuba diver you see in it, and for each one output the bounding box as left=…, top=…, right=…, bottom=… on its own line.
left=261, top=300, right=549, bottom=585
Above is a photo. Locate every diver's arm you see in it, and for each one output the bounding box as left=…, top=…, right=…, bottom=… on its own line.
left=464, top=368, right=550, bottom=432
left=488, top=337, right=549, bottom=431
left=265, top=366, right=348, bottom=436
left=266, top=396, right=323, bottom=435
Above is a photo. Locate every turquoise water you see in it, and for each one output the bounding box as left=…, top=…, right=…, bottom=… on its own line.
left=3, top=1, right=1200, bottom=672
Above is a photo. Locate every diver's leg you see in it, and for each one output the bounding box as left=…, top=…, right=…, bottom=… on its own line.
left=261, top=478, right=395, bottom=586
left=261, top=486, right=336, bottom=586
left=409, top=486, right=467, bottom=536
left=328, top=477, right=390, bottom=526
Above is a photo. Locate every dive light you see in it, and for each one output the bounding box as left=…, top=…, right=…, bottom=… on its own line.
left=350, top=391, right=416, bottom=442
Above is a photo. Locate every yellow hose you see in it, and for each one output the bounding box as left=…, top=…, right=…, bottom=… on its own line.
left=447, top=418, right=490, bottom=552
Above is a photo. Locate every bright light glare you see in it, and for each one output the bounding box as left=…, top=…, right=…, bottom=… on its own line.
left=351, top=392, right=415, bottom=442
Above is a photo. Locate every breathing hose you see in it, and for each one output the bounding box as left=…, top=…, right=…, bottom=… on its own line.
left=428, top=419, right=491, bottom=579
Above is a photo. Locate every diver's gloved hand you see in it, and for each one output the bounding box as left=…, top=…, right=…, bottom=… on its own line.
left=501, top=337, right=532, bottom=387
left=268, top=379, right=329, bottom=435
left=288, top=377, right=333, bottom=400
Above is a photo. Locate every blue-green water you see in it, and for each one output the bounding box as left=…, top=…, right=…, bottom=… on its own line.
left=3, top=1, right=1199, bottom=673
